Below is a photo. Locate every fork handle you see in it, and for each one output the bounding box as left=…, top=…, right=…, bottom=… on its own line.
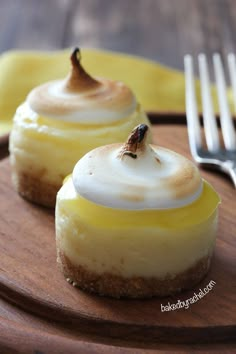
left=228, top=165, right=236, bottom=188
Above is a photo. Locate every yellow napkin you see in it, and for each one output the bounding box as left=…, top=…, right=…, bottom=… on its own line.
left=0, top=48, right=234, bottom=137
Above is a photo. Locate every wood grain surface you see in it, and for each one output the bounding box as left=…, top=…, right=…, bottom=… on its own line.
left=1, top=0, right=236, bottom=71
left=0, top=123, right=235, bottom=352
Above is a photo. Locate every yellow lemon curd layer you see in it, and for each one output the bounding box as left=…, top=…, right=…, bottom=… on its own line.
left=9, top=103, right=150, bottom=185
left=56, top=178, right=220, bottom=278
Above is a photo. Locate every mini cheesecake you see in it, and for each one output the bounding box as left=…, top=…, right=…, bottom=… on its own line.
left=56, top=124, right=220, bottom=298
left=9, top=48, right=150, bottom=207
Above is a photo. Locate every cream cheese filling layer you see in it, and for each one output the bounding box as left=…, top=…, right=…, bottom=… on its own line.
left=56, top=178, right=219, bottom=278
left=10, top=103, right=149, bottom=184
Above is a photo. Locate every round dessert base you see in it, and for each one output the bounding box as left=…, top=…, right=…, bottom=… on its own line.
left=11, top=170, right=60, bottom=208
left=57, top=250, right=211, bottom=299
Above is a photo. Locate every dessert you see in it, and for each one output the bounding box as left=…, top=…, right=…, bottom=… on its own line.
left=9, top=48, right=150, bottom=207
left=56, top=124, right=220, bottom=298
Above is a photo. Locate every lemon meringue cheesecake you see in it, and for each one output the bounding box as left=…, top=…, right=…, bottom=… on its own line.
left=56, top=124, right=220, bottom=298
left=9, top=48, right=150, bottom=207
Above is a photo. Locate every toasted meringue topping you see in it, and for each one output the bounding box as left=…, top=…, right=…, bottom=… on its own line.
left=72, top=124, right=203, bottom=210
left=27, top=48, right=136, bottom=124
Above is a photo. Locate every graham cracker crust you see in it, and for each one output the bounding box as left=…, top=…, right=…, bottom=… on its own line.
left=11, top=169, right=61, bottom=208
left=57, top=249, right=211, bottom=298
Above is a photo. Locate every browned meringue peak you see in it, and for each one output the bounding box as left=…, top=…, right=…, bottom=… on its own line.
left=118, top=123, right=159, bottom=161
left=62, top=48, right=101, bottom=93
left=27, top=48, right=137, bottom=124
left=72, top=124, right=203, bottom=210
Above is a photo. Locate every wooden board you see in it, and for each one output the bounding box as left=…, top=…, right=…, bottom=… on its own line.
left=0, top=123, right=236, bottom=351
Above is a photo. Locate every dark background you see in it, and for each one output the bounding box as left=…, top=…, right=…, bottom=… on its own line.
left=1, top=0, right=236, bottom=70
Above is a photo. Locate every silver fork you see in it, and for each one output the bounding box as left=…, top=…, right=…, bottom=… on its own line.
left=184, top=53, right=236, bottom=188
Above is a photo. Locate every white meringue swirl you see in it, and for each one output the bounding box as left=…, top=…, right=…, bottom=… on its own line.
left=72, top=125, right=203, bottom=210
left=26, top=48, right=137, bottom=124
left=27, top=78, right=137, bottom=124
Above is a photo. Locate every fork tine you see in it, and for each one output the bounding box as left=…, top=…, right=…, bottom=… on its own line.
left=184, top=55, right=202, bottom=156
left=227, top=53, right=236, bottom=112
left=213, top=53, right=236, bottom=150
left=198, top=54, right=220, bottom=152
